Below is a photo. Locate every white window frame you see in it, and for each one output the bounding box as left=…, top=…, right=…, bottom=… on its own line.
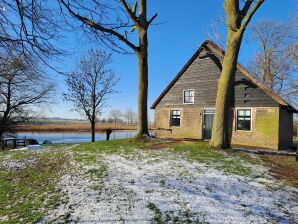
left=170, top=109, right=181, bottom=127
left=183, top=89, right=195, bottom=104
left=235, top=108, right=252, bottom=132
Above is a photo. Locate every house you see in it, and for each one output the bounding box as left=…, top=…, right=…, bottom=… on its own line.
left=151, top=40, right=297, bottom=150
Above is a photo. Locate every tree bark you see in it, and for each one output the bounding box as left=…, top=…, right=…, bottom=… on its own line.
left=0, top=81, right=11, bottom=138
left=136, top=1, right=150, bottom=138
left=209, top=0, right=264, bottom=148
left=91, top=121, right=95, bottom=142
left=136, top=29, right=149, bottom=137
left=209, top=31, right=243, bottom=148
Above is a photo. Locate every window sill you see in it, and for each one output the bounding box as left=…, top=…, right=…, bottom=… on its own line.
left=170, top=126, right=181, bottom=128
left=235, top=129, right=252, bottom=133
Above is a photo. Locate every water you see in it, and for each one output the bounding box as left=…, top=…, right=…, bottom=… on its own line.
left=17, top=130, right=136, bottom=144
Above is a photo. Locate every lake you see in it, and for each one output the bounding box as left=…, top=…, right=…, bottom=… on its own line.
left=17, top=130, right=136, bottom=144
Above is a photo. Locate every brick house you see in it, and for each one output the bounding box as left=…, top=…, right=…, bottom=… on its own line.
left=151, top=40, right=297, bottom=150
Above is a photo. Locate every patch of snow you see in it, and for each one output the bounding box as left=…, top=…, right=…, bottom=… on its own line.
left=44, top=150, right=298, bottom=223
left=1, top=157, right=38, bottom=171
left=11, top=144, right=43, bottom=151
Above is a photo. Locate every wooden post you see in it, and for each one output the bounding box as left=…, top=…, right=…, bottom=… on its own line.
left=106, top=129, right=112, bottom=141
left=13, top=139, right=16, bottom=149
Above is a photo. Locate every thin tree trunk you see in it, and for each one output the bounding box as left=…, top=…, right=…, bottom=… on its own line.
left=136, top=28, right=149, bottom=137
left=209, top=32, right=243, bottom=148
left=91, top=121, right=95, bottom=142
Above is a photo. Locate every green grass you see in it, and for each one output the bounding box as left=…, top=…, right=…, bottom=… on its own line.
left=172, top=141, right=253, bottom=176
left=74, top=139, right=254, bottom=176
left=87, top=165, right=107, bottom=179
left=72, top=139, right=155, bottom=166
left=0, top=149, right=71, bottom=224
left=0, top=138, right=266, bottom=223
left=146, top=202, right=163, bottom=224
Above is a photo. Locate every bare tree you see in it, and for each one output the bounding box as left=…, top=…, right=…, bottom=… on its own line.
left=210, top=0, right=265, bottom=148
left=204, top=17, right=226, bottom=50
left=64, top=50, right=118, bottom=142
left=249, top=20, right=298, bottom=106
left=110, top=109, right=122, bottom=126
left=0, top=1, right=62, bottom=63
left=125, top=108, right=137, bottom=125
left=58, top=0, right=157, bottom=138
left=0, top=54, right=54, bottom=139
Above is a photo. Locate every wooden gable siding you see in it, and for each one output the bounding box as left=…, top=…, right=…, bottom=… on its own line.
left=155, top=50, right=278, bottom=109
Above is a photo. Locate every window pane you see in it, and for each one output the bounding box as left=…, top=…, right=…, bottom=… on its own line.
left=238, top=110, right=245, bottom=116
left=245, top=110, right=251, bottom=116
left=237, top=120, right=251, bottom=130
left=237, top=109, right=251, bottom=131
left=184, top=90, right=194, bottom=103
left=171, top=110, right=180, bottom=126
left=172, top=118, right=180, bottom=126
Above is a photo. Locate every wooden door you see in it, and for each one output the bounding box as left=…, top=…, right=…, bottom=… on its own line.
left=203, top=109, right=214, bottom=140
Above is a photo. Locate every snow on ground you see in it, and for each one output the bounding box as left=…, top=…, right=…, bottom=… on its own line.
left=44, top=150, right=298, bottom=224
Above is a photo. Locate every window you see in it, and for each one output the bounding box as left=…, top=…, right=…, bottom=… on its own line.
left=171, top=110, right=181, bottom=127
left=183, top=90, right=194, bottom=104
left=236, top=109, right=251, bottom=131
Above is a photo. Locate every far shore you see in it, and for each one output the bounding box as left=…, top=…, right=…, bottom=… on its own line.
left=17, top=123, right=148, bottom=132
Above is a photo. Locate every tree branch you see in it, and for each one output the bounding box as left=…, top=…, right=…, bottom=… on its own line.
left=239, top=0, right=264, bottom=33
left=240, top=0, right=253, bottom=18
left=119, top=0, right=140, bottom=27
left=60, top=0, right=139, bottom=52
left=148, top=13, right=158, bottom=26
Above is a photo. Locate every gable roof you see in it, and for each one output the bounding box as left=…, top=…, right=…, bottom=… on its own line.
left=150, top=40, right=297, bottom=112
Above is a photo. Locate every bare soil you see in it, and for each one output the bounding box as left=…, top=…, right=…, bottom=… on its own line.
left=260, top=155, right=298, bottom=187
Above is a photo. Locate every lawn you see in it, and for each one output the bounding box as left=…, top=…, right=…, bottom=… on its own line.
left=0, top=139, right=297, bottom=223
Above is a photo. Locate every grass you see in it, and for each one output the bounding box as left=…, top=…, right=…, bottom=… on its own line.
left=146, top=202, right=203, bottom=224
left=172, top=141, right=254, bottom=176
left=259, top=155, right=298, bottom=187
left=0, top=138, right=296, bottom=223
left=146, top=202, right=163, bottom=223
left=0, top=149, right=71, bottom=224
left=74, top=139, right=254, bottom=177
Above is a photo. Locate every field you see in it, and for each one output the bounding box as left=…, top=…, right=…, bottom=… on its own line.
left=0, top=139, right=297, bottom=223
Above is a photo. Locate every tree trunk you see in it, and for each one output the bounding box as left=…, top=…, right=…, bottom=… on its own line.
left=136, top=28, right=149, bottom=137
left=209, top=32, right=243, bottom=148
left=91, top=121, right=95, bottom=142
left=209, top=0, right=264, bottom=148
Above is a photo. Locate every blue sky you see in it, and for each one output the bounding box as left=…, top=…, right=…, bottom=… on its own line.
left=42, top=0, right=297, bottom=120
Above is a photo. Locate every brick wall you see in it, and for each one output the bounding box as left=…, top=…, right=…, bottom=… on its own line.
left=231, top=107, right=279, bottom=149
left=154, top=108, right=203, bottom=139
left=154, top=106, right=283, bottom=150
